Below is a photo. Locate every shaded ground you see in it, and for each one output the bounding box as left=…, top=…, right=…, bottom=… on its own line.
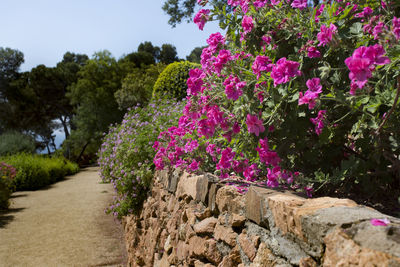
left=0, top=167, right=127, bottom=267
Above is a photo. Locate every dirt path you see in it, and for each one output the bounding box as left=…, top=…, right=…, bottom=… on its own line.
left=0, top=167, right=127, bottom=267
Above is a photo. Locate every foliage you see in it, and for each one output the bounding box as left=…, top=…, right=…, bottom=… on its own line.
left=0, top=131, right=36, bottom=156
left=154, top=0, right=400, bottom=199
left=152, top=61, right=200, bottom=100
left=98, top=97, right=184, bottom=218
left=65, top=50, right=127, bottom=162
left=186, top=46, right=206, bottom=63
left=0, top=153, right=79, bottom=191
left=159, top=44, right=180, bottom=64
left=162, top=0, right=229, bottom=27
left=114, top=64, right=166, bottom=110
left=0, top=162, right=17, bottom=209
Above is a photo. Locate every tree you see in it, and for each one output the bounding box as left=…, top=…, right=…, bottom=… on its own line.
left=66, top=50, right=125, bottom=162
left=121, top=51, right=155, bottom=68
left=55, top=52, right=89, bottom=138
left=0, top=47, right=24, bottom=100
left=138, top=41, right=161, bottom=62
left=114, top=63, right=166, bottom=110
left=159, top=44, right=179, bottom=64
left=162, top=0, right=228, bottom=27
left=186, top=46, right=205, bottom=63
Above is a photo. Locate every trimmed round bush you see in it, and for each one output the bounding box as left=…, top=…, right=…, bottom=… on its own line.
left=152, top=61, right=200, bottom=100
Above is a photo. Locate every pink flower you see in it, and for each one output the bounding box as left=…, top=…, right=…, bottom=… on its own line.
left=393, top=17, right=400, bottom=40
left=372, top=21, right=387, bottom=40
left=217, top=147, right=235, bottom=170
left=270, top=57, right=302, bottom=86
left=291, top=0, right=307, bottom=10
left=307, top=46, right=321, bottom=58
left=315, top=4, right=325, bottom=23
left=355, top=6, right=373, bottom=18
left=193, top=9, right=210, bottom=31
left=310, top=110, right=327, bottom=135
left=370, top=218, right=390, bottom=226
left=306, top=78, right=323, bottom=93
left=253, top=0, right=268, bottom=9
left=299, top=91, right=319, bottom=109
left=252, top=55, right=273, bottom=79
left=317, top=23, right=337, bottom=47
left=267, top=167, right=281, bottom=187
left=243, top=163, right=259, bottom=181
left=256, top=137, right=281, bottom=167
left=242, top=16, right=254, bottom=35
left=345, top=44, right=390, bottom=90
left=246, top=114, right=265, bottom=136
left=187, top=68, right=205, bottom=96
left=207, top=32, right=225, bottom=53
left=214, top=49, right=232, bottom=74
left=224, top=75, right=245, bottom=101
left=188, top=159, right=200, bottom=171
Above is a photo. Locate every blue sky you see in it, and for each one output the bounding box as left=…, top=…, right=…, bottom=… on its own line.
left=1, top=0, right=221, bottom=72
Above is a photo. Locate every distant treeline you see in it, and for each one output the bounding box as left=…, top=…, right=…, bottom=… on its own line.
left=0, top=42, right=202, bottom=163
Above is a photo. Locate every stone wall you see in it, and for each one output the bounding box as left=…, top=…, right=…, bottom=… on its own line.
left=123, top=168, right=400, bottom=267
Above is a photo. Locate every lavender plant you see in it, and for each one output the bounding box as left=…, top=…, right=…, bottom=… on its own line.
left=98, top=97, right=184, bottom=218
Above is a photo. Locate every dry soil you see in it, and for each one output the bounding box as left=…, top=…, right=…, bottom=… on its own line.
left=0, top=167, right=127, bottom=267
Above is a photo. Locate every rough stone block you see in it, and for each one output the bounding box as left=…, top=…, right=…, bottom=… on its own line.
left=301, top=205, right=393, bottom=257
left=196, top=174, right=210, bottom=203
left=193, top=217, right=218, bottom=234
left=323, top=227, right=400, bottom=266
left=214, top=223, right=238, bottom=247
left=216, top=185, right=245, bottom=214
left=208, top=183, right=221, bottom=214
left=238, top=233, right=256, bottom=261
left=250, top=243, right=291, bottom=267
left=176, top=172, right=212, bottom=202
left=245, top=186, right=279, bottom=227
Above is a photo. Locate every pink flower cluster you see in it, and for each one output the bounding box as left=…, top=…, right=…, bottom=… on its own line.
left=246, top=114, right=265, bottom=136
left=317, top=23, right=337, bottom=47
left=270, top=57, right=302, bottom=86
left=291, top=0, right=307, bottom=10
left=252, top=55, right=273, bottom=79
left=194, top=9, right=210, bottom=30
left=393, top=17, right=400, bottom=40
left=310, top=110, right=327, bottom=135
left=299, top=78, right=323, bottom=110
left=345, top=44, right=390, bottom=93
left=224, top=75, right=246, bottom=101
left=187, top=68, right=205, bottom=96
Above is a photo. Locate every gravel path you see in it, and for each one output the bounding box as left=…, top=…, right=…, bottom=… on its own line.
left=0, top=167, right=127, bottom=267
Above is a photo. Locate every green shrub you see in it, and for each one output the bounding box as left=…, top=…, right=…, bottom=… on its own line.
left=98, top=97, right=184, bottom=218
left=0, top=153, right=80, bottom=191
left=0, top=132, right=36, bottom=156
left=152, top=61, right=200, bottom=100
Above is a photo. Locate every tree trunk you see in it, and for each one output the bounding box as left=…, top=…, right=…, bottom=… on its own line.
left=76, top=141, right=90, bottom=163
left=60, top=116, right=70, bottom=139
